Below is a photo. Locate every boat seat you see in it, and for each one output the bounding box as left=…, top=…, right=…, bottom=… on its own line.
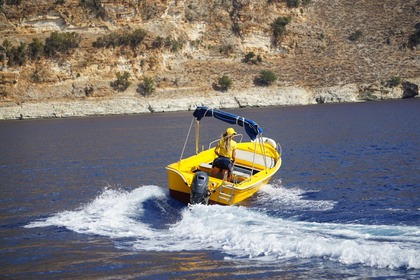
left=198, top=162, right=251, bottom=179
left=235, top=150, right=275, bottom=168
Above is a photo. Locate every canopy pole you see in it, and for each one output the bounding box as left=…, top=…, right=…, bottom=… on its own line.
left=251, top=140, right=257, bottom=175
left=195, top=119, right=200, bottom=154
left=179, top=117, right=195, bottom=162
left=258, top=134, right=269, bottom=172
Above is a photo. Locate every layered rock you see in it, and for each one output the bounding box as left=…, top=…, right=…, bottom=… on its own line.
left=1, top=81, right=418, bottom=120
left=0, top=0, right=419, bottom=120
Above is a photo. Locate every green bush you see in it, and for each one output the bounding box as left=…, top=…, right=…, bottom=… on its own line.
left=93, top=28, right=147, bottom=49
left=232, top=22, right=241, bottom=36
left=5, top=0, right=22, bottom=5
left=44, top=31, right=81, bottom=57
left=6, top=42, right=27, bottom=66
left=243, top=52, right=262, bottom=64
left=217, top=75, right=233, bottom=91
left=219, top=44, right=234, bottom=56
left=2, top=39, right=12, bottom=50
left=164, top=36, right=185, bottom=52
left=140, top=77, right=155, bottom=96
left=384, top=77, right=401, bottom=88
left=111, top=71, right=131, bottom=92
left=286, top=0, right=300, bottom=7
left=31, top=69, right=42, bottom=83
left=285, top=0, right=311, bottom=7
left=28, top=38, right=45, bottom=61
left=271, top=16, right=291, bottom=41
left=80, top=0, right=105, bottom=18
left=129, top=29, right=148, bottom=48
left=348, top=30, right=363, bottom=41
left=1, top=40, right=10, bottom=63
left=256, top=70, right=277, bottom=86
left=152, top=36, right=164, bottom=49
left=244, top=52, right=255, bottom=63
left=0, top=48, right=5, bottom=63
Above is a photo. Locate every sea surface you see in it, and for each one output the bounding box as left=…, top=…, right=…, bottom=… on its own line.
left=0, top=100, right=419, bottom=279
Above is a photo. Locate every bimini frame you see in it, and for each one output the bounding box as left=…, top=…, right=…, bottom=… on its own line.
left=178, top=106, right=278, bottom=175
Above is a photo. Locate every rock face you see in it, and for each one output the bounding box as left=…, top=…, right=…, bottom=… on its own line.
left=314, top=84, right=359, bottom=104
left=0, top=0, right=419, bottom=119
left=402, top=80, right=420, bottom=99
left=1, top=81, right=418, bottom=120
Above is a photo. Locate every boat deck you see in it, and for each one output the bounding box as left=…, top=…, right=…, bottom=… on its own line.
left=197, top=162, right=254, bottom=183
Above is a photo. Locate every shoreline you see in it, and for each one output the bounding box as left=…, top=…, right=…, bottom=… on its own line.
left=0, top=82, right=418, bottom=120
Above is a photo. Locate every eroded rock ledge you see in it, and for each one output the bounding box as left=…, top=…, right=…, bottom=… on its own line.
left=0, top=80, right=418, bottom=120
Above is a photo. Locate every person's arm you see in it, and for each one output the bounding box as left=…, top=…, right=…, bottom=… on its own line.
left=231, top=149, right=236, bottom=162
left=214, top=145, right=220, bottom=157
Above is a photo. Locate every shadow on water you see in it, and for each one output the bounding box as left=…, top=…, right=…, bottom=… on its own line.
left=137, top=196, right=185, bottom=230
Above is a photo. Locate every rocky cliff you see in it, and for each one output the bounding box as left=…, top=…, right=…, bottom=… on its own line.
left=0, top=0, right=419, bottom=119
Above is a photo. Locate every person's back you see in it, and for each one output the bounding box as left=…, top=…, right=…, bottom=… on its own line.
left=211, top=128, right=237, bottom=180
left=216, top=137, right=237, bottom=159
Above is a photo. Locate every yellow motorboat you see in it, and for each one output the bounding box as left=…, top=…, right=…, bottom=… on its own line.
left=166, top=106, right=282, bottom=205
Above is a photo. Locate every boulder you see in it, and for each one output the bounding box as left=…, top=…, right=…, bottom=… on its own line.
left=402, top=80, right=419, bottom=99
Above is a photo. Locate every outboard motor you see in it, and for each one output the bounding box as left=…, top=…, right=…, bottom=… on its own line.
left=190, top=171, right=210, bottom=205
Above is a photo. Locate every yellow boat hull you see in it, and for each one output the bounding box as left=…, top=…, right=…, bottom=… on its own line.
left=166, top=141, right=281, bottom=205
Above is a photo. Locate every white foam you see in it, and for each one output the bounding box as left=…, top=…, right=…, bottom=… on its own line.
left=26, top=186, right=420, bottom=270
left=257, top=180, right=337, bottom=211
left=26, top=186, right=167, bottom=238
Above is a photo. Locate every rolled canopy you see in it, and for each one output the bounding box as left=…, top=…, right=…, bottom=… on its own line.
left=193, top=106, right=262, bottom=140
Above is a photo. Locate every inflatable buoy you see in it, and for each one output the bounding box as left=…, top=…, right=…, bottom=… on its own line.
left=263, top=137, right=277, bottom=149
left=253, top=137, right=277, bottom=149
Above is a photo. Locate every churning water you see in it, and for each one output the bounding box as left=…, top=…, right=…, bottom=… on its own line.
left=1, top=100, right=419, bottom=279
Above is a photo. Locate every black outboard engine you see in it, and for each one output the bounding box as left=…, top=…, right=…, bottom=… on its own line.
left=190, top=171, right=210, bottom=205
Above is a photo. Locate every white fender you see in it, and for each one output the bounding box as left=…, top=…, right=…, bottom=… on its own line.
left=253, top=137, right=277, bottom=149
left=263, top=137, right=277, bottom=149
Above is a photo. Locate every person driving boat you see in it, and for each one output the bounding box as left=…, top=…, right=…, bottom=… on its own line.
left=210, top=127, right=237, bottom=180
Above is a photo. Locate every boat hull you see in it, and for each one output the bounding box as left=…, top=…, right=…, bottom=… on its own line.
left=166, top=141, right=281, bottom=206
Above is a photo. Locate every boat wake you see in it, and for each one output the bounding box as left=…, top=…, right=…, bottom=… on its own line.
left=25, top=184, right=420, bottom=270
left=252, top=179, right=337, bottom=212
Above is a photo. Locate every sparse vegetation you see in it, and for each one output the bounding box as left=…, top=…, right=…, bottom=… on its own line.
left=79, top=0, right=105, bottom=19
left=28, top=38, right=45, bottom=61
left=285, top=0, right=311, bottom=8
left=93, top=29, right=147, bottom=49
left=348, top=30, right=363, bottom=42
left=384, top=77, right=401, bottom=88
left=271, top=16, right=291, bottom=45
left=164, top=36, right=185, bottom=53
left=152, top=36, right=187, bottom=52
left=1, top=33, right=79, bottom=67
left=152, top=36, right=164, bottom=49
left=111, top=71, right=131, bottom=92
left=190, top=39, right=201, bottom=49
left=4, top=0, right=22, bottom=5
left=0, top=47, right=5, bottom=63
left=44, top=31, right=81, bottom=57
left=0, top=0, right=418, bottom=109
left=243, top=52, right=262, bottom=64
left=31, top=69, right=42, bottom=83
left=4, top=42, right=27, bottom=67
left=219, top=44, right=234, bottom=56
left=255, top=70, right=277, bottom=86
left=217, top=75, right=233, bottom=92
left=139, top=77, right=155, bottom=96
left=244, top=52, right=255, bottom=63
left=232, top=22, right=241, bottom=36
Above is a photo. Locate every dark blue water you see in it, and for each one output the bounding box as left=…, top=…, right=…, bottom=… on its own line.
left=1, top=100, right=419, bottom=279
